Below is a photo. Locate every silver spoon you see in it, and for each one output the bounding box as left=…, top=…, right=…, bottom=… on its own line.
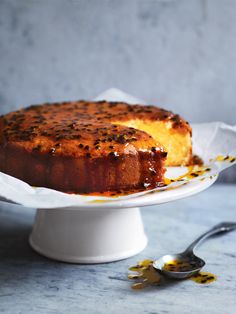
left=153, top=222, right=236, bottom=279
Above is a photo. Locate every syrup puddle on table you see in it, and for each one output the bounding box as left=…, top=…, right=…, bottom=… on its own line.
left=190, top=272, right=217, bottom=284
left=128, top=259, right=217, bottom=290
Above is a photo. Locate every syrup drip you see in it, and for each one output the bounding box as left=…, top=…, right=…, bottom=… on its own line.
left=128, top=259, right=217, bottom=290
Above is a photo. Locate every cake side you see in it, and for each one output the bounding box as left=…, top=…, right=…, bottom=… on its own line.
left=0, top=142, right=166, bottom=193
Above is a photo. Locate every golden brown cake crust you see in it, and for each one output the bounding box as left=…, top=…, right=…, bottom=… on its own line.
left=0, top=100, right=182, bottom=193
left=0, top=100, right=190, bottom=147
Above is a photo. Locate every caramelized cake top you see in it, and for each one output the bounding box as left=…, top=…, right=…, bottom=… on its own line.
left=0, top=100, right=190, bottom=159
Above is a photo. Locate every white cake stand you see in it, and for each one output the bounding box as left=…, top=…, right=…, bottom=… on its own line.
left=26, top=175, right=217, bottom=264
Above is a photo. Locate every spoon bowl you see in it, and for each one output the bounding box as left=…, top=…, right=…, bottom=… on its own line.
left=153, top=222, right=236, bottom=280
left=153, top=253, right=205, bottom=279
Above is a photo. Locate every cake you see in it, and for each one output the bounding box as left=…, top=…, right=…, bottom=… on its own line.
left=0, top=100, right=192, bottom=193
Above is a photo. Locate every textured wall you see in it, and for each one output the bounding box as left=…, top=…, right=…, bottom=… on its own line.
left=0, top=0, right=235, bottom=181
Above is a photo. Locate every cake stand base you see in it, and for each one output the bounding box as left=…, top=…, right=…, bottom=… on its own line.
left=29, top=207, right=147, bottom=263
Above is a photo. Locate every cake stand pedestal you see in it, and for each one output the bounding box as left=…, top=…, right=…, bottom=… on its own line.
left=0, top=169, right=217, bottom=264
left=29, top=207, right=147, bottom=263
left=28, top=175, right=218, bottom=263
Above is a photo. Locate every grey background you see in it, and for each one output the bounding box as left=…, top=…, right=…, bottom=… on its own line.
left=0, top=0, right=235, bottom=181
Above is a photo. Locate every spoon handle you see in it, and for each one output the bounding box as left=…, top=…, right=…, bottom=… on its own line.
left=183, top=222, right=236, bottom=255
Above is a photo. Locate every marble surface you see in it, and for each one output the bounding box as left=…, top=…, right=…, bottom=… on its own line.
left=0, top=184, right=236, bottom=314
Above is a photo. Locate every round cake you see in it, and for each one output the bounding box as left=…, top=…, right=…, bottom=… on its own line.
left=0, top=100, right=192, bottom=193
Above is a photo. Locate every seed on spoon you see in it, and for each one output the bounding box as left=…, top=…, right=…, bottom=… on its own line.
left=162, top=259, right=195, bottom=272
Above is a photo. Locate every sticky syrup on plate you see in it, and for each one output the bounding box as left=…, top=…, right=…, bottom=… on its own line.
left=215, top=155, right=236, bottom=163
